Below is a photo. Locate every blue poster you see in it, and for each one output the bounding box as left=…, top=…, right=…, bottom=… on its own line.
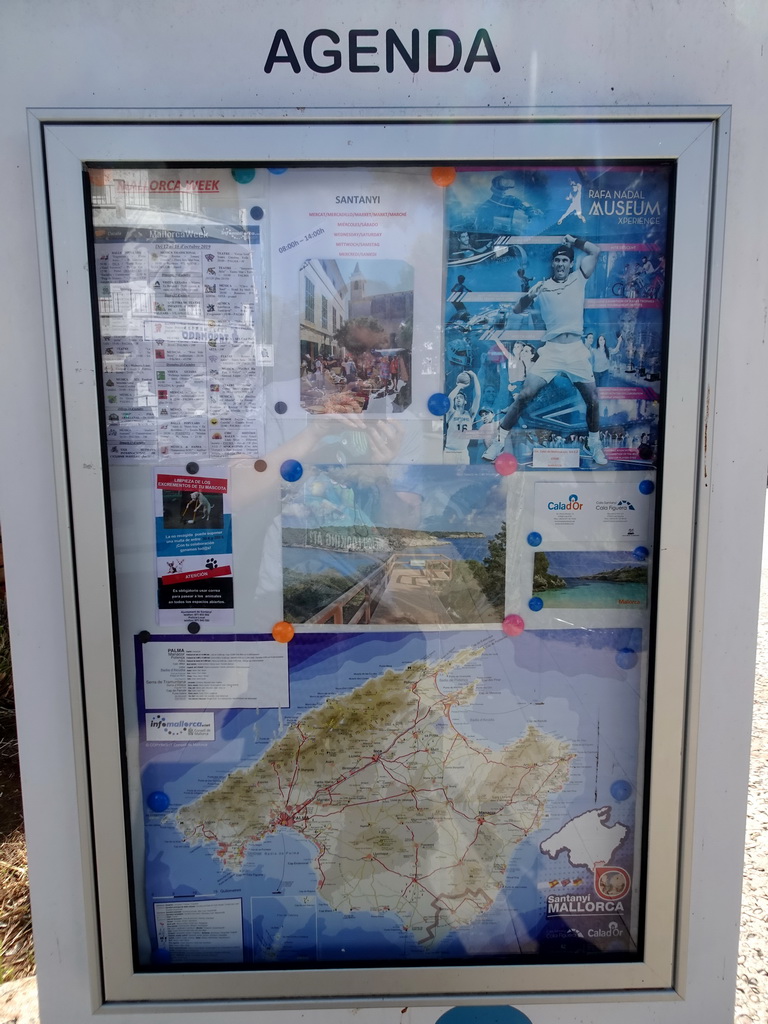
left=442, top=165, right=670, bottom=471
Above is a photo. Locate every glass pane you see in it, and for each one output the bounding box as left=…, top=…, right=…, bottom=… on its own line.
left=87, top=161, right=671, bottom=970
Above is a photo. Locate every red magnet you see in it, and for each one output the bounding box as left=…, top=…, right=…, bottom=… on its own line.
left=502, top=615, right=525, bottom=637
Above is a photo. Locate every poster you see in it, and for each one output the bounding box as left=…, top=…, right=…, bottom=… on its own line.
left=441, top=165, right=670, bottom=470
left=138, top=628, right=643, bottom=965
left=154, top=468, right=234, bottom=627
left=92, top=168, right=266, bottom=463
left=263, top=167, right=444, bottom=465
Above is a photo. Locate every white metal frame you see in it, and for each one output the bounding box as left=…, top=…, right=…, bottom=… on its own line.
left=27, top=107, right=728, bottom=1012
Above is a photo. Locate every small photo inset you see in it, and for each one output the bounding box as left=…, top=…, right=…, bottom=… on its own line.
left=161, top=488, right=225, bottom=531
left=532, top=550, right=647, bottom=609
left=299, top=259, right=413, bottom=416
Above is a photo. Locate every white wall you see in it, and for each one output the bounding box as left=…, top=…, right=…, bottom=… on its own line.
left=1, top=2, right=767, bottom=1022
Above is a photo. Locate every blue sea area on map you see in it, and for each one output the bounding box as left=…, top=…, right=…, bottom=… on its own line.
left=139, top=627, right=644, bottom=963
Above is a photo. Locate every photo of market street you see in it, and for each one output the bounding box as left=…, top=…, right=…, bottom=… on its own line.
left=281, top=464, right=507, bottom=626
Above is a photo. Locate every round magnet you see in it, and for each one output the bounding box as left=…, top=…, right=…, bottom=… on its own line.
left=427, top=392, right=451, bottom=416
left=502, top=614, right=525, bottom=637
left=280, top=459, right=303, bottom=482
left=231, top=168, right=256, bottom=184
left=437, top=1005, right=533, bottom=1024
left=528, top=597, right=544, bottom=612
left=527, top=531, right=542, bottom=547
left=494, top=453, right=518, bottom=476
left=187, top=622, right=201, bottom=635
left=268, top=167, right=287, bottom=175
left=138, top=630, right=152, bottom=644
left=272, top=621, right=295, bottom=643
left=615, top=647, right=638, bottom=670
left=254, top=459, right=268, bottom=472
left=185, top=462, right=199, bottom=475
left=274, top=401, right=288, bottom=415
left=250, top=206, right=264, bottom=221
left=611, top=779, right=633, bottom=802
left=638, top=479, right=655, bottom=495
left=431, top=166, right=457, bottom=187
left=147, top=791, right=170, bottom=813
left=632, top=546, right=650, bottom=561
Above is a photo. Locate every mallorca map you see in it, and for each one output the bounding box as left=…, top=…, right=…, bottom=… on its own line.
left=140, top=628, right=642, bottom=964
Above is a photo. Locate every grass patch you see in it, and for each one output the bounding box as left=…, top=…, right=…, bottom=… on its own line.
left=0, top=573, right=34, bottom=982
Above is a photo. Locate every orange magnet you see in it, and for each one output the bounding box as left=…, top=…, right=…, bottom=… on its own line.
left=272, top=621, right=295, bottom=643
left=431, top=166, right=457, bottom=187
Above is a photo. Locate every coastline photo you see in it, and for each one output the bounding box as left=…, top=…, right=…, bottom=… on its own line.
left=282, top=464, right=507, bottom=625
left=532, top=550, right=647, bottom=609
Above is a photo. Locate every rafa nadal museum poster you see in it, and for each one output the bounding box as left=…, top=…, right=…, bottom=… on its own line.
left=441, top=164, right=670, bottom=471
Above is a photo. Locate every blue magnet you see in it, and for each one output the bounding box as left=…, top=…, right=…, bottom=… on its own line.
left=231, top=168, right=256, bottom=184
left=187, top=621, right=200, bottom=635
left=437, top=1007, right=533, bottom=1024
left=527, top=532, right=542, bottom=547
left=268, top=167, right=287, bottom=175
left=147, top=791, right=170, bottom=813
left=280, top=459, right=303, bottom=482
left=274, top=401, right=288, bottom=415
left=615, top=647, right=638, bottom=670
left=528, top=596, right=544, bottom=612
left=633, top=545, right=649, bottom=561
left=427, top=392, right=451, bottom=416
left=639, top=479, right=655, bottom=495
left=611, top=779, right=633, bottom=802
left=250, top=206, right=264, bottom=221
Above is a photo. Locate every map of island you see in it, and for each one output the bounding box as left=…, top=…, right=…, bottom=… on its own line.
left=175, top=646, right=573, bottom=948
left=539, top=806, right=628, bottom=870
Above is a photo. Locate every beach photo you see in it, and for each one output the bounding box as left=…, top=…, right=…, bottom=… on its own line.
left=532, top=550, right=647, bottom=609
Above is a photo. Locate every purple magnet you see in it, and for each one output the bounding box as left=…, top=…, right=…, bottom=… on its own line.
left=638, top=479, right=655, bottom=495
left=528, top=597, right=544, bottom=612
left=280, top=459, right=303, bottom=482
left=427, top=392, right=451, bottom=416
